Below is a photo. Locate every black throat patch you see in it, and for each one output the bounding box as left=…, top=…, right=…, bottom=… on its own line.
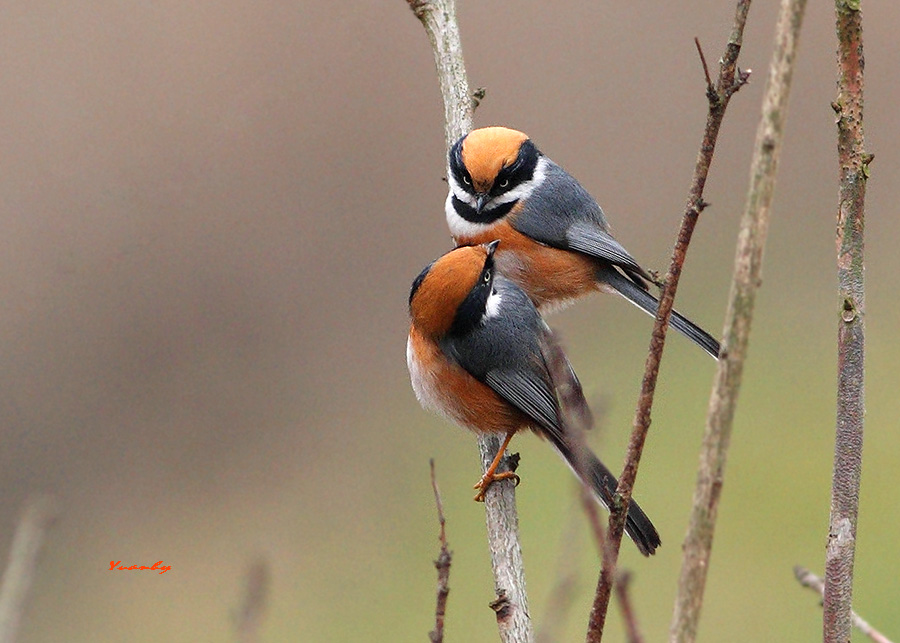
left=448, top=256, right=495, bottom=336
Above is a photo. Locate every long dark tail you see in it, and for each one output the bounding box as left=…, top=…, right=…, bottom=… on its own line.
left=600, top=266, right=720, bottom=359
left=550, top=437, right=661, bottom=556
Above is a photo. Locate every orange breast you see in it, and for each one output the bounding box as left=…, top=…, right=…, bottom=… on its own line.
left=407, top=326, right=531, bottom=435
left=455, top=221, right=599, bottom=310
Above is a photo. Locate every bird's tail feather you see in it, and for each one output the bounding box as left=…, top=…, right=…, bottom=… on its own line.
left=549, top=436, right=661, bottom=556
left=600, top=267, right=720, bottom=359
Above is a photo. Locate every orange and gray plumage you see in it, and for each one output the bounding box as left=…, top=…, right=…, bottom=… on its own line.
left=407, top=242, right=661, bottom=556
left=445, top=126, right=720, bottom=358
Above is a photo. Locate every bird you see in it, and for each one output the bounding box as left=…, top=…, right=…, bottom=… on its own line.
left=444, top=126, right=720, bottom=359
left=407, top=240, right=661, bottom=556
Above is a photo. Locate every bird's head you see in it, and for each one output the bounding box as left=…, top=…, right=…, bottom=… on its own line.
left=447, top=127, right=543, bottom=225
left=409, top=240, right=501, bottom=338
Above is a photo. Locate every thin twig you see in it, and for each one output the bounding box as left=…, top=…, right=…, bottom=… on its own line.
left=235, top=557, right=270, bottom=643
left=406, top=2, right=534, bottom=640
left=579, top=485, right=608, bottom=561
left=536, top=501, right=583, bottom=643
left=825, top=2, right=868, bottom=641
left=542, top=331, right=607, bottom=559
left=670, top=0, right=807, bottom=640
left=429, top=460, right=452, bottom=643
left=615, top=572, right=644, bottom=643
left=540, top=327, right=617, bottom=643
left=795, top=566, right=891, bottom=643
left=694, top=38, right=712, bottom=90
left=585, top=3, right=752, bottom=640
left=536, top=575, right=578, bottom=643
left=0, top=496, right=59, bottom=643
left=548, top=327, right=649, bottom=643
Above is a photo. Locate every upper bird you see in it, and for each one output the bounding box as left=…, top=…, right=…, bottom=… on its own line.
left=407, top=241, right=661, bottom=556
left=445, top=126, right=720, bottom=358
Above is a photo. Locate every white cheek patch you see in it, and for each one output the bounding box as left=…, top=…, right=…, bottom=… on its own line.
left=483, top=288, right=503, bottom=320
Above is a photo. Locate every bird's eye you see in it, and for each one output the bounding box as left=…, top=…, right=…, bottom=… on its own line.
left=462, top=176, right=471, bottom=185
left=483, top=270, right=491, bottom=283
left=499, top=179, right=509, bottom=188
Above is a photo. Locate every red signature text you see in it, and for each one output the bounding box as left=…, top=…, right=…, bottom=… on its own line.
left=109, top=560, right=171, bottom=574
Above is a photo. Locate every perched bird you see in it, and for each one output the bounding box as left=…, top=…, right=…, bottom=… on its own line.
left=445, top=126, right=720, bottom=358
left=407, top=241, right=661, bottom=556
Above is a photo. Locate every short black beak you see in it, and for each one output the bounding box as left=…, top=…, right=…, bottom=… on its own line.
left=485, top=239, right=500, bottom=258
left=475, top=193, right=489, bottom=214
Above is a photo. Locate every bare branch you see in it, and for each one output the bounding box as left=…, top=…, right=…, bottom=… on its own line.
left=536, top=503, right=583, bottom=643
left=478, top=439, right=533, bottom=642
left=541, top=330, right=608, bottom=559
left=585, top=2, right=753, bottom=639
left=536, top=574, right=578, bottom=643
left=795, top=566, right=891, bottom=643
left=670, top=0, right=807, bottom=640
left=825, top=2, right=868, bottom=640
left=406, top=0, right=473, bottom=144
left=694, top=38, right=713, bottom=90
left=579, top=485, right=608, bottom=562
left=0, top=496, right=59, bottom=643
left=429, top=460, right=452, bottom=643
left=235, top=557, right=270, bottom=643
left=406, top=2, right=533, bottom=640
left=615, top=572, right=645, bottom=643
left=547, top=325, right=651, bottom=643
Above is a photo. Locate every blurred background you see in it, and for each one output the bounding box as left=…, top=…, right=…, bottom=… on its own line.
left=0, top=1, right=897, bottom=641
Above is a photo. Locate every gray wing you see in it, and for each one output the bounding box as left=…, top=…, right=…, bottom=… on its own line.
left=484, top=369, right=559, bottom=436
left=441, top=280, right=562, bottom=436
left=511, top=161, right=651, bottom=284
left=565, top=222, right=650, bottom=281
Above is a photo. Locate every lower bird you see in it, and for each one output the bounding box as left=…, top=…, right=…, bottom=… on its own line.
left=406, top=241, right=661, bottom=556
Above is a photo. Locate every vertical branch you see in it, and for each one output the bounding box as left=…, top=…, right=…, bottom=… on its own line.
left=825, top=1, right=868, bottom=641
left=0, top=497, right=58, bottom=643
left=478, top=437, right=533, bottom=642
left=585, top=3, right=752, bottom=640
left=670, top=0, right=807, bottom=641
left=406, top=0, right=473, bottom=144
left=406, top=2, right=534, bottom=641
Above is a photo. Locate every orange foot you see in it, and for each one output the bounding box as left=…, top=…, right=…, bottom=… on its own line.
left=473, top=470, right=521, bottom=502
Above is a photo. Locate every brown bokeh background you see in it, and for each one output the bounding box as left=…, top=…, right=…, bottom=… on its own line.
left=1, top=2, right=898, bottom=641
